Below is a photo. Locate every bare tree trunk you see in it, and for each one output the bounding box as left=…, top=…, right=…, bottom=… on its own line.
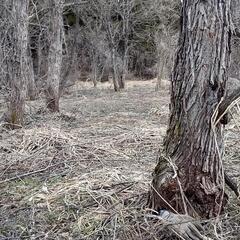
left=111, top=48, right=120, bottom=92
left=155, top=52, right=167, bottom=91
left=118, top=51, right=127, bottom=89
left=100, top=61, right=110, bottom=82
left=45, top=0, right=63, bottom=112
left=91, top=51, right=98, bottom=87
left=117, top=0, right=134, bottom=89
left=2, top=0, right=29, bottom=128
left=27, top=47, right=37, bottom=100
left=104, top=10, right=120, bottom=92
left=122, top=53, right=128, bottom=86
left=150, top=0, right=232, bottom=218
left=118, top=42, right=128, bottom=89
left=93, top=63, right=98, bottom=87
left=59, top=10, right=79, bottom=94
left=154, top=29, right=171, bottom=91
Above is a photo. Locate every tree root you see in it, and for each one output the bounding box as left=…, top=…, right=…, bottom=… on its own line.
left=147, top=210, right=212, bottom=240
left=224, top=172, right=239, bottom=197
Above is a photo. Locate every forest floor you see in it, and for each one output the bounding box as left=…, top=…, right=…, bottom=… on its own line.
left=0, top=80, right=240, bottom=240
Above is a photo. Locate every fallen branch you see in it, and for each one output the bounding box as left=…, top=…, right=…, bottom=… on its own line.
left=0, top=162, right=62, bottom=184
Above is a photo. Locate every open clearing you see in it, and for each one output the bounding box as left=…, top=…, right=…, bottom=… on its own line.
left=0, top=80, right=240, bottom=239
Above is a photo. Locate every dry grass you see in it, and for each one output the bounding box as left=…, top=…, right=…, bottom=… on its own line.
left=0, top=80, right=239, bottom=239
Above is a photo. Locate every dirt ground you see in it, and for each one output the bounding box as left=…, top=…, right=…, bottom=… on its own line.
left=0, top=80, right=239, bottom=240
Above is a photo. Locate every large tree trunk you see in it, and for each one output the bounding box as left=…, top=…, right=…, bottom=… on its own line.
left=150, top=0, right=232, bottom=218
left=230, top=0, right=240, bottom=79
left=45, top=0, right=63, bottom=112
left=27, top=46, right=37, bottom=100
left=2, top=0, right=29, bottom=128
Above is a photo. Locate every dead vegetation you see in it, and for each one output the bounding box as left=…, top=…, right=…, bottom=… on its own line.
left=0, top=80, right=239, bottom=239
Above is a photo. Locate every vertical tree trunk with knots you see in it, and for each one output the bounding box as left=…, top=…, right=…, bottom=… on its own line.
left=150, top=0, right=232, bottom=218
left=3, top=0, right=29, bottom=128
left=45, top=0, right=63, bottom=112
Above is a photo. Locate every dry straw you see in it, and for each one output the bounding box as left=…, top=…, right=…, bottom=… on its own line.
left=0, top=81, right=239, bottom=239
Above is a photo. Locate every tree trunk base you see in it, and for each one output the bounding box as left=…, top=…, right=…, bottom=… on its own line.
left=0, top=110, right=24, bottom=130
left=28, top=89, right=38, bottom=101
left=46, top=98, right=60, bottom=112
left=150, top=156, right=228, bottom=218
left=113, top=84, right=120, bottom=92
left=118, top=76, right=125, bottom=89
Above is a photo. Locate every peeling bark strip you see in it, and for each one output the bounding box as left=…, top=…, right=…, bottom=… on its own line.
left=150, top=0, right=232, bottom=218
left=45, top=0, right=63, bottom=112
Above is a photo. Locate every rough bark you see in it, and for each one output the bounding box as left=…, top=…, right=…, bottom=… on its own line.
left=111, top=48, right=120, bottom=92
left=100, top=63, right=110, bottom=82
left=59, top=10, right=79, bottom=94
left=120, top=53, right=127, bottom=89
left=118, top=7, right=130, bottom=90
left=230, top=0, right=240, bottom=80
left=2, top=0, right=29, bottom=128
left=45, top=0, right=63, bottom=112
left=104, top=4, right=121, bottom=92
left=27, top=46, right=37, bottom=100
left=118, top=45, right=128, bottom=89
left=155, top=52, right=168, bottom=91
left=150, top=0, right=232, bottom=218
left=91, top=50, right=98, bottom=88
left=218, top=77, right=240, bottom=121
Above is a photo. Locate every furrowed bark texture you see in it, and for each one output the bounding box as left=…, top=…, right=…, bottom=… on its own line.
left=151, top=0, right=232, bottom=218
left=4, top=0, right=29, bottom=128
left=27, top=46, right=37, bottom=100
left=111, top=48, right=120, bottom=92
left=45, top=0, right=63, bottom=112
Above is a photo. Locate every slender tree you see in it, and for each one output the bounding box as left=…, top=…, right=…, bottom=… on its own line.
left=0, top=0, right=29, bottom=128
left=154, top=29, right=170, bottom=91
left=45, top=0, right=63, bottom=112
left=150, top=0, right=233, bottom=218
left=100, top=0, right=135, bottom=91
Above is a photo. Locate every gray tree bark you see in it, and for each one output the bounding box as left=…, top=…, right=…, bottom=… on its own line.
left=91, top=49, right=98, bottom=88
left=110, top=47, right=120, bottom=92
left=150, top=0, right=232, bottom=218
left=59, top=10, right=79, bottom=94
left=45, top=0, right=63, bottom=112
left=117, top=0, right=131, bottom=90
left=2, top=0, right=29, bottom=128
left=27, top=46, right=37, bottom=100
left=155, top=48, right=168, bottom=91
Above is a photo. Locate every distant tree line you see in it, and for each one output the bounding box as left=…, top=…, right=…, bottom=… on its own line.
left=0, top=0, right=240, bottom=130
left=0, top=0, right=180, bottom=128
